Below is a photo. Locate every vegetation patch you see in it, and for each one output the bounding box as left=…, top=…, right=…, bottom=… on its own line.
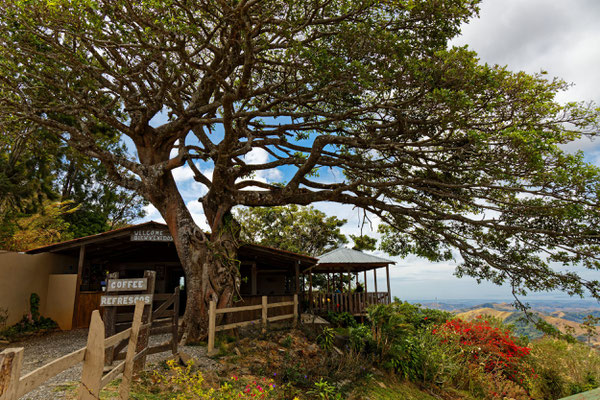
left=0, top=293, right=58, bottom=342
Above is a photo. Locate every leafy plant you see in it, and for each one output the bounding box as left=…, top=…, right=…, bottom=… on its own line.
left=326, top=311, right=357, bottom=328
left=317, top=327, right=335, bottom=351
left=348, top=324, right=373, bottom=354
left=0, top=307, right=8, bottom=330
left=307, top=378, right=342, bottom=400
left=282, top=334, right=293, bottom=349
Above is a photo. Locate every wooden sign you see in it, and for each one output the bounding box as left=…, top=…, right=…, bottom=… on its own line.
left=100, top=294, right=153, bottom=307
left=106, top=278, right=148, bottom=292
left=130, top=229, right=173, bottom=242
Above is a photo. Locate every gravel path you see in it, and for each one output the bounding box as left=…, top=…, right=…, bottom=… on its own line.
left=1, top=329, right=218, bottom=400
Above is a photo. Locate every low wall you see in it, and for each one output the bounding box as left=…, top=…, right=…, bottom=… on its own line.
left=45, top=274, right=77, bottom=330
left=0, top=251, right=76, bottom=328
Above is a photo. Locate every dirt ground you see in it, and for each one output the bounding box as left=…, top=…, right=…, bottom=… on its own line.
left=0, top=329, right=217, bottom=400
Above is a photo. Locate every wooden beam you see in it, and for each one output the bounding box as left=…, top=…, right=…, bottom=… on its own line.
left=134, top=270, right=156, bottom=371
left=295, top=261, right=300, bottom=295
left=308, top=271, right=313, bottom=309
left=79, top=310, right=104, bottom=400
left=373, top=268, right=378, bottom=294
left=363, top=270, right=368, bottom=304
left=251, top=262, right=257, bottom=296
left=71, top=244, right=85, bottom=329
left=386, top=264, right=392, bottom=304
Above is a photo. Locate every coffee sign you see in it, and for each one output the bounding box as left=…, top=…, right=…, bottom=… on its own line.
left=106, top=278, right=147, bottom=292
left=100, top=294, right=153, bottom=307
left=101, top=277, right=152, bottom=307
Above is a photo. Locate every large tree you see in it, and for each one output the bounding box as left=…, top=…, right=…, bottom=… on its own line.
left=1, top=0, right=599, bottom=341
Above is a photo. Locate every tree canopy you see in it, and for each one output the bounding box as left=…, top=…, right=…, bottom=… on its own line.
left=236, top=205, right=347, bottom=257
left=0, top=116, right=147, bottom=250
left=1, top=0, right=599, bottom=338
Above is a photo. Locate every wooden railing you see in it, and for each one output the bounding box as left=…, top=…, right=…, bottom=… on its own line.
left=309, top=292, right=389, bottom=315
left=207, top=295, right=298, bottom=355
left=0, top=302, right=147, bottom=400
left=108, top=289, right=180, bottom=363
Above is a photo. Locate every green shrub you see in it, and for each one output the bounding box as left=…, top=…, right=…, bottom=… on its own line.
left=0, top=292, right=58, bottom=341
left=348, top=324, right=373, bottom=354
left=530, top=337, right=600, bottom=398
left=325, top=311, right=357, bottom=328
left=317, top=327, right=335, bottom=351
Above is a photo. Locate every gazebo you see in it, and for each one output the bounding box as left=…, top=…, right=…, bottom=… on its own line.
left=304, top=247, right=396, bottom=315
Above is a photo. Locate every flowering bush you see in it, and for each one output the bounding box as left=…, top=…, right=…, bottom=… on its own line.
left=433, top=317, right=534, bottom=394
left=147, top=359, right=277, bottom=399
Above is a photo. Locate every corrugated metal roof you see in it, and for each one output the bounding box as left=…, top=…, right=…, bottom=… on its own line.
left=317, top=247, right=395, bottom=265
left=558, top=388, right=600, bottom=400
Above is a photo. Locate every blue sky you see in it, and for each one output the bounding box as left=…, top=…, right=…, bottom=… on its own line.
left=140, top=0, right=600, bottom=302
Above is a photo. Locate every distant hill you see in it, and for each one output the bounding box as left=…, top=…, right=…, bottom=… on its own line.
left=454, top=303, right=600, bottom=346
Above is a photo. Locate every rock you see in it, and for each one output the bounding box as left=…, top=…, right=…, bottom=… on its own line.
left=377, top=381, right=387, bottom=388
left=234, top=347, right=241, bottom=356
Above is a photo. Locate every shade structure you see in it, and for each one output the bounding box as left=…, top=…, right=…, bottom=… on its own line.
left=308, top=247, right=395, bottom=273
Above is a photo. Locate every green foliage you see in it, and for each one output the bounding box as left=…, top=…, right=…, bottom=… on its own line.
left=236, top=205, right=347, bottom=257
left=350, top=235, right=377, bottom=251
left=529, top=337, right=600, bottom=399
left=0, top=292, right=58, bottom=341
left=325, top=312, right=357, bottom=328
left=581, top=314, right=600, bottom=345
left=140, top=359, right=278, bottom=399
left=1, top=0, right=600, bottom=308
left=0, top=121, right=146, bottom=250
left=348, top=324, right=373, bottom=354
left=0, top=307, right=8, bottom=330
left=317, top=327, right=335, bottom=351
left=282, top=334, right=293, bottom=349
left=307, top=378, right=342, bottom=400
left=5, top=201, right=75, bottom=251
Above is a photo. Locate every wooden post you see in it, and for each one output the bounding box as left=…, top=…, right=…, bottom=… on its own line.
left=134, top=270, right=156, bottom=371
left=207, top=300, right=216, bottom=355
left=373, top=269, right=378, bottom=297
left=0, top=348, right=24, bottom=400
left=261, top=296, right=268, bottom=333
left=104, top=271, right=119, bottom=365
left=293, top=294, right=298, bottom=328
left=385, top=264, right=392, bottom=304
left=71, top=244, right=86, bottom=329
left=119, top=301, right=144, bottom=400
left=79, top=310, right=104, bottom=400
left=308, top=271, right=313, bottom=310
left=294, top=261, right=300, bottom=295
left=363, top=270, right=368, bottom=300
left=251, top=262, right=257, bottom=296
left=171, top=287, right=180, bottom=354
left=347, top=269, right=352, bottom=314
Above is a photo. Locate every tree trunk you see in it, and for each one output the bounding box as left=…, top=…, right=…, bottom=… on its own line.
left=147, top=175, right=240, bottom=343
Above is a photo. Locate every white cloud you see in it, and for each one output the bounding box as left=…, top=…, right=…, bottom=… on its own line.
left=244, top=147, right=270, bottom=165
left=142, top=204, right=165, bottom=223
left=171, top=164, right=195, bottom=182
left=186, top=201, right=211, bottom=231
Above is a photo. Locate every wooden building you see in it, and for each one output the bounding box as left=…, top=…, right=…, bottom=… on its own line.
left=25, top=221, right=316, bottom=329
left=306, top=247, right=396, bottom=315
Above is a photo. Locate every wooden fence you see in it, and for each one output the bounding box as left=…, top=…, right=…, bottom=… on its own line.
left=0, top=302, right=146, bottom=400
left=107, top=289, right=180, bottom=364
left=207, top=294, right=298, bottom=355
left=309, top=291, right=390, bottom=315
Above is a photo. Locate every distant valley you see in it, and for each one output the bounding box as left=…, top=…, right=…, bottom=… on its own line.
left=413, top=299, right=600, bottom=346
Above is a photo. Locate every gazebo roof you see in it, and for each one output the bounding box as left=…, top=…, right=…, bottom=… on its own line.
left=310, top=247, right=395, bottom=273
